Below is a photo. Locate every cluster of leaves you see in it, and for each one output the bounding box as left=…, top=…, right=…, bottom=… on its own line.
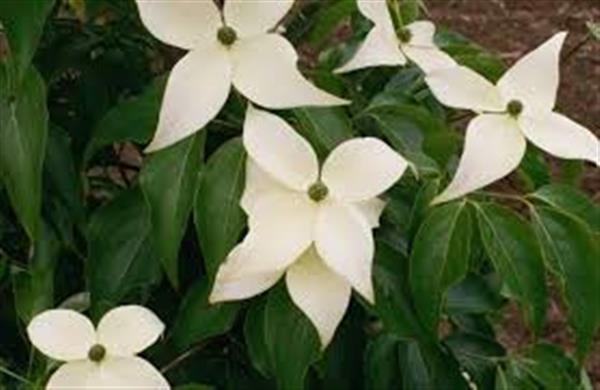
left=0, top=1, right=598, bottom=389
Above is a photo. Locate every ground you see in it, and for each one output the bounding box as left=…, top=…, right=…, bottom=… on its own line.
left=427, top=0, right=600, bottom=387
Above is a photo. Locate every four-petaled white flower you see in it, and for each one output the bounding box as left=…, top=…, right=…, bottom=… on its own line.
left=27, top=306, right=169, bottom=389
left=425, top=32, right=600, bottom=204
left=135, top=0, right=348, bottom=152
left=336, top=0, right=455, bottom=74
left=209, top=106, right=408, bottom=347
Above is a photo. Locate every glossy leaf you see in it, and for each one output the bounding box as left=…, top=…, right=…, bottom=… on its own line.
left=475, top=203, right=547, bottom=334
left=293, top=107, right=355, bottom=160
left=140, top=133, right=204, bottom=288
left=364, top=334, right=402, bottom=390
left=410, top=201, right=471, bottom=333
left=531, top=206, right=600, bottom=358
left=171, top=281, right=239, bottom=352
left=194, top=138, right=246, bottom=278
left=0, top=67, right=48, bottom=239
left=530, top=184, right=600, bottom=231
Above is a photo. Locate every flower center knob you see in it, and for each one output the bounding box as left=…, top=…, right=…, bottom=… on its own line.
left=397, top=28, right=412, bottom=44
left=507, top=100, right=523, bottom=117
left=217, top=26, right=237, bottom=46
left=88, top=344, right=106, bottom=363
left=308, top=182, right=328, bottom=202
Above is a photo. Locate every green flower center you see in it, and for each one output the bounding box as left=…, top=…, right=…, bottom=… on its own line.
left=507, top=100, right=523, bottom=117
left=397, top=28, right=412, bottom=44
left=308, top=182, right=328, bottom=202
left=88, top=344, right=106, bottom=363
left=217, top=26, right=237, bottom=46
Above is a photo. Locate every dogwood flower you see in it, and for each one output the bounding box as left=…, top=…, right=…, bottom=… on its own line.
left=27, top=306, right=169, bottom=389
left=425, top=32, right=600, bottom=204
left=135, top=0, right=348, bottom=152
left=209, top=106, right=408, bottom=347
left=336, top=0, right=455, bottom=74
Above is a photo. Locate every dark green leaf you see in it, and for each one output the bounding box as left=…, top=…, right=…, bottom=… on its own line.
left=518, top=343, right=580, bottom=390
left=171, top=281, right=239, bottom=352
left=264, top=285, right=320, bottom=390
left=140, top=133, right=205, bottom=288
left=194, top=138, right=246, bottom=278
left=244, top=298, right=273, bottom=378
left=0, top=67, right=48, bottom=239
left=307, top=0, right=357, bottom=46
left=292, top=107, right=355, bottom=160
left=0, top=0, right=54, bottom=79
left=410, top=201, right=471, bottom=333
left=364, top=334, right=402, bottom=390
left=530, top=184, right=600, bottom=231
left=446, top=273, right=503, bottom=315
left=531, top=206, right=600, bottom=358
left=88, top=188, right=162, bottom=318
left=398, top=340, right=431, bottom=390
left=475, top=203, right=547, bottom=334
left=84, top=77, right=166, bottom=165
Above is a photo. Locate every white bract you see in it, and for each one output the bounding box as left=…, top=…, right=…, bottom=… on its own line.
left=425, top=32, right=600, bottom=204
left=336, top=0, right=455, bottom=74
left=27, top=306, right=169, bottom=389
left=209, top=106, right=408, bottom=347
left=135, top=0, right=348, bottom=152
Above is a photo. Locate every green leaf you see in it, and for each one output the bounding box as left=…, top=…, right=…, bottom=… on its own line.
left=174, top=384, right=214, bottom=390
left=244, top=298, right=273, bottom=378
left=194, top=138, right=246, bottom=278
left=398, top=340, right=431, bottom=389
left=170, top=281, right=239, bottom=352
left=264, top=284, right=320, bottom=390
left=529, top=184, right=600, bottom=231
left=586, top=21, right=600, bottom=41
left=307, top=0, right=357, bottom=46
left=12, top=222, right=59, bottom=323
left=88, top=188, right=162, bottom=318
left=445, top=332, right=505, bottom=389
left=364, top=334, right=402, bottom=390
left=446, top=274, right=503, bottom=315
left=84, top=77, right=166, bottom=165
left=0, top=0, right=54, bottom=79
left=292, top=107, right=355, bottom=160
left=518, top=343, right=580, bottom=390
left=0, top=67, right=48, bottom=239
left=410, top=201, right=471, bottom=333
left=531, top=206, right=600, bottom=358
left=474, top=203, right=547, bottom=334
left=399, top=0, right=424, bottom=24
left=140, top=133, right=204, bottom=288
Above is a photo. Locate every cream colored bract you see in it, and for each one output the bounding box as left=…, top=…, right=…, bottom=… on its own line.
left=209, top=106, right=408, bottom=347
left=336, top=0, right=455, bottom=73
left=135, top=0, right=348, bottom=152
left=27, top=306, right=169, bottom=389
left=425, top=32, right=600, bottom=204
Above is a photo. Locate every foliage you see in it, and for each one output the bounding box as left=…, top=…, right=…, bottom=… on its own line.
left=0, top=0, right=598, bottom=389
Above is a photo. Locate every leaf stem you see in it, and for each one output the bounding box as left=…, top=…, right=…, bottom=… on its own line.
left=0, top=365, right=31, bottom=385
left=160, top=341, right=209, bottom=374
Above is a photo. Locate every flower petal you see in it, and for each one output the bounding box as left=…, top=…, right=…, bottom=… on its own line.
left=27, top=310, right=95, bottom=361
left=498, top=32, right=567, bottom=114
left=315, top=201, right=375, bottom=303
left=232, top=34, right=348, bottom=108
left=135, top=0, right=221, bottom=50
left=97, top=306, right=165, bottom=357
left=432, top=114, right=526, bottom=204
left=403, top=46, right=456, bottom=73
left=224, top=0, right=294, bottom=38
left=520, top=112, right=599, bottom=166
left=322, top=138, right=407, bottom=202
left=357, top=0, right=396, bottom=35
left=243, top=105, right=319, bottom=191
left=335, top=27, right=405, bottom=73
left=425, top=66, right=505, bottom=112
left=145, top=45, right=231, bottom=153
left=406, top=21, right=436, bottom=47
left=241, top=158, right=291, bottom=215
left=210, top=241, right=285, bottom=303
left=286, top=247, right=352, bottom=348
left=95, top=357, right=169, bottom=389
left=46, top=361, right=97, bottom=389
left=355, top=198, right=387, bottom=228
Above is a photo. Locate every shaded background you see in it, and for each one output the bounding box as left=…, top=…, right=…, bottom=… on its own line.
left=427, top=0, right=599, bottom=386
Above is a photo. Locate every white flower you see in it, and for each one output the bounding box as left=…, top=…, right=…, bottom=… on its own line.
left=209, top=106, right=408, bottom=347
left=425, top=32, right=600, bottom=204
left=27, top=306, right=169, bottom=389
left=135, top=0, right=348, bottom=152
left=336, top=0, right=455, bottom=74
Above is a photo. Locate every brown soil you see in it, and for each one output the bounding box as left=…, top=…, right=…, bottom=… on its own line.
left=427, top=0, right=600, bottom=387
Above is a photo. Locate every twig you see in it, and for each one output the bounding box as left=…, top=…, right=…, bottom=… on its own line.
left=563, top=34, right=591, bottom=63
left=0, top=365, right=31, bottom=385
left=160, top=341, right=209, bottom=374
